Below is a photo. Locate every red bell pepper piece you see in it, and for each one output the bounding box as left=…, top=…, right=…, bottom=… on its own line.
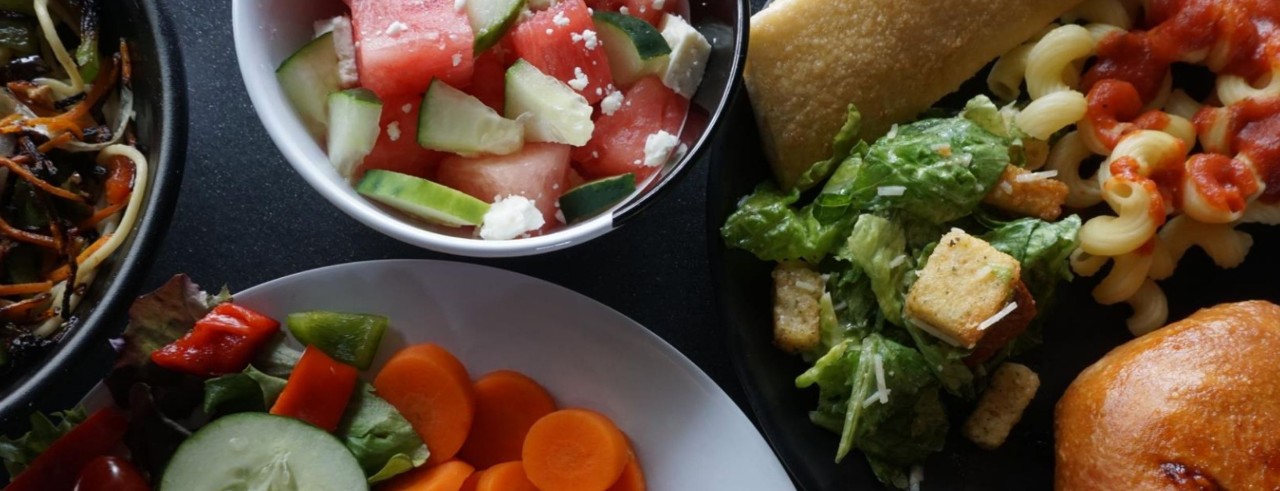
left=150, top=303, right=280, bottom=377
left=269, top=345, right=359, bottom=432
left=7, top=407, right=129, bottom=491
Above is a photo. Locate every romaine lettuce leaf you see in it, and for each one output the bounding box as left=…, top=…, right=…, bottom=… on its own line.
left=823, top=102, right=1011, bottom=224
left=982, top=215, right=1082, bottom=357
left=0, top=406, right=86, bottom=477
left=338, top=383, right=430, bottom=483
left=202, top=365, right=287, bottom=417
left=794, top=104, right=864, bottom=191
left=836, top=215, right=914, bottom=326
left=721, top=183, right=856, bottom=263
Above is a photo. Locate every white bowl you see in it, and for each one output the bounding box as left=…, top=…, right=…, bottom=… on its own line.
left=83, top=260, right=794, bottom=489
left=230, top=0, right=747, bottom=257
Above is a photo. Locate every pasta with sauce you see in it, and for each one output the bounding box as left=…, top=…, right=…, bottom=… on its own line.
left=991, top=0, right=1280, bottom=336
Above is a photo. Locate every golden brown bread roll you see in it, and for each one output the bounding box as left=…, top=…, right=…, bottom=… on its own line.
left=1055, top=301, right=1280, bottom=490
left=745, top=0, right=1084, bottom=189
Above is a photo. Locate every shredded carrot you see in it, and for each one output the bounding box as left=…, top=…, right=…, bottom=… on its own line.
left=2, top=58, right=119, bottom=137
left=46, top=233, right=110, bottom=283
left=120, top=39, right=131, bottom=86
left=0, top=281, right=53, bottom=296
left=77, top=202, right=125, bottom=230
left=1, top=158, right=85, bottom=203
left=0, top=216, right=56, bottom=248
left=37, top=132, right=74, bottom=153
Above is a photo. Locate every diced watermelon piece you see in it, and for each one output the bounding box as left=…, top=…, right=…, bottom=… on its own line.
left=585, top=0, right=666, bottom=26
left=467, top=49, right=508, bottom=112
left=511, top=0, right=613, bottom=104
left=356, top=94, right=444, bottom=180
left=572, top=76, right=687, bottom=180
left=564, top=167, right=586, bottom=189
left=436, top=143, right=571, bottom=227
left=350, top=0, right=474, bottom=99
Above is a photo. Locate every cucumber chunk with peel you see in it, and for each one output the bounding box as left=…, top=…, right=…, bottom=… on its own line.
left=467, top=0, right=526, bottom=52
left=418, top=79, right=524, bottom=156
left=327, top=88, right=383, bottom=178
left=593, top=12, right=671, bottom=86
left=276, top=32, right=342, bottom=138
left=558, top=173, right=637, bottom=224
left=504, top=60, right=595, bottom=146
left=357, top=170, right=491, bottom=227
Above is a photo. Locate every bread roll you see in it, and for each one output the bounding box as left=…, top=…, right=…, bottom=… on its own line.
left=745, top=0, right=1083, bottom=189
left=1055, top=301, right=1280, bottom=490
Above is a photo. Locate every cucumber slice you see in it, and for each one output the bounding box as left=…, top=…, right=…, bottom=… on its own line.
left=504, top=60, right=594, bottom=146
left=287, top=311, right=388, bottom=370
left=277, top=32, right=342, bottom=138
left=467, top=0, right=526, bottom=53
left=327, top=89, right=383, bottom=178
left=160, top=413, right=368, bottom=491
left=592, top=12, right=671, bottom=86
left=357, top=170, right=491, bottom=227
left=418, top=79, right=523, bottom=156
left=558, top=173, right=636, bottom=224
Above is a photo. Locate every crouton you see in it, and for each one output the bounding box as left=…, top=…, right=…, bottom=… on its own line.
left=965, top=281, right=1037, bottom=367
left=963, top=363, right=1040, bottom=450
left=904, top=229, right=1020, bottom=349
left=982, top=164, right=1069, bottom=221
left=772, top=261, right=823, bottom=353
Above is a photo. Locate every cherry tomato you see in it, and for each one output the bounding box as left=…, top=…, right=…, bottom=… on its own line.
left=72, top=456, right=149, bottom=491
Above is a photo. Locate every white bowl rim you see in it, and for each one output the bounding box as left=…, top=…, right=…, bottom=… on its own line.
left=230, top=0, right=746, bottom=258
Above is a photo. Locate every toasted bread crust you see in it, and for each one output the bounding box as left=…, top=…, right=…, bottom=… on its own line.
left=1056, top=301, right=1280, bottom=490
left=745, top=0, right=1083, bottom=189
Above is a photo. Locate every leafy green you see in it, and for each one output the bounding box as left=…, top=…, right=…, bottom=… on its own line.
left=836, top=215, right=914, bottom=326
left=822, top=102, right=1012, bottom=224
left=720, top=183, right=855, bottom=263
left=902, top=321, right=974, bottom=399
left=203, top=366, right=288, bottom=417
left=113, top=275, right=231, bottom=370
left=338, top=384, right=430, bottom=483
left=252, top=334, right=304, bottom=379
left=794, top=105, right=863, bottom=191
left=0, top=406, right=87, bottom=477
left=983, top=215, right=1082, bottom=308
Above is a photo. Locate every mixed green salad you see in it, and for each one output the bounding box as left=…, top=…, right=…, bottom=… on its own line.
left=0, top=276, right=426, bottom=490
left=723, top=96, right=1080, bottom=487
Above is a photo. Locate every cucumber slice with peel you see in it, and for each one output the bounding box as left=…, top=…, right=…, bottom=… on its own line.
left=467, top=0, right=526, bottom=52
left=276, top=32, right=341, bottom=138
left=159, top=413, right=368, bottom=491
left=357, top=170, right=491, bottom=227
left=327, top=88, right=383, bottom=177
left=558, top=173, right=637, bottom=224
left=418, top=79, right=523, bottom=156
left=504, top=60, right=594, bottom=146
left=593, top=12, right=671, bottom=86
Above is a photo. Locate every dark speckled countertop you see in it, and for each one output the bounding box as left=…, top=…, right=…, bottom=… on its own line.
left=33, top=0, right=752, bottom=415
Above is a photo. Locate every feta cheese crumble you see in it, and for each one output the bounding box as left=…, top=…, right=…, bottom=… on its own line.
left=600, top=90, right=625, bottom=115
left=315, top=16, right=359, bottom=88
left=455, top=0, right=466, bottom=10
left=402, top=103, right=413, bottom=114
left=385, top=21, right=410, bottom=36
left=546, top=28, right=555, bottom=35
left=386, top=121, right=402, bottom=142
left=571, top=29, right=599, bottom=50
left=653, top=0, right=665, bottom=9
left=568, top=67, right=589, bottom=91
left=643, top=130, right=679, bottom=167
left=552, top=11, right=570, bottom=26
left=480, top=196, right=545, bottom=240
left=619, top=6, right=629, bottom=14
left=452, top=53, right=463, bottom=67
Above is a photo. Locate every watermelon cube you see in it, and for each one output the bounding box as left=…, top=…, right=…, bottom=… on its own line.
left=511, top=0, right=613, bottom=104
left=572, top=76, right=687, bottom=181
left=350, top=0, right=475, bottom=99
left=436, top=142, right=572, bottom=228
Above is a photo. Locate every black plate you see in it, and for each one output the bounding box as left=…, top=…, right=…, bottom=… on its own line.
left=0, top=0, right=186, bottom=426
left=706, top=53, right=1280, bottom=491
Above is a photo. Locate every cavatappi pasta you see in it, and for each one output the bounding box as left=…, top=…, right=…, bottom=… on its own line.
left=991, top=0, right=1280, bottom=336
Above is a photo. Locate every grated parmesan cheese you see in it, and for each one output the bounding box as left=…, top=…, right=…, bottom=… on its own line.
left=909, top=465, right=924, bottom=491
left=889, top=254, right=907, bottom=268
left=877, top=186, right=906, bottom=197
left=886, top=123, right=899, bottom=138
left=873, top=354, right=889, bottom=404
left=794, top=279, right=819, bottom=293
left=977, top=302, right=1018, bottom=331
left=1015, top=170, right=1059, bottom=183
left=999, top=181, right=1013, bottom=194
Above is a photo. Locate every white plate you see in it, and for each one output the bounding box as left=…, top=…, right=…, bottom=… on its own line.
left=86, top=260, right=793, bottom=490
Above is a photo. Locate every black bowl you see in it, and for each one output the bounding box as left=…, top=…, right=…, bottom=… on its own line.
left=0, top=0, right=186, bottom=426
left=706, top=60, right=1280, bottom=491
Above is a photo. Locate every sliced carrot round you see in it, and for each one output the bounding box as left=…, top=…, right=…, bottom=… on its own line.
left=374, top=343, right=476, bottom=466
left=475, top=461, right=538, bottom=491
left=522, top=409, right=632, bottom=491
left=459, top=370, right=558, bottom=469
left=380, top=459, right=474, bottom=491
left=459, top=470, right=484, bottom=491
left=605, top=458, right=646, bottom=491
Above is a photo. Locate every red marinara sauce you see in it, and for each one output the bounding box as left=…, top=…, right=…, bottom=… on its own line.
left=1234, top=100, right=1280, bottom=202
left=1185, top=153, right=1259, bottom=212
left=1109, top=156, right=1170, bottom=225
